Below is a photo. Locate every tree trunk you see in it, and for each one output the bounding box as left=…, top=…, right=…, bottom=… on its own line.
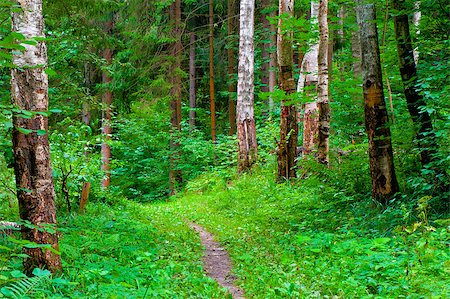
left=298, top=1, right=319, bottom=155
left=357, top=4, right=399, bottom=204
left=392, top=0, right=436, bottom=167
left=11, top=0, right=62, bottom=275
left=412, top=1, right=421, bottom=64
left=209, top=0, right=216, bottom=143
left=189, top=32, right=196, bottom=131
left=228, top=0, right=238, bottom=135
left=169, top=0, right=182, bottom=195
left=101, top=18, right=114, bottom=189
left=277, top=0, right=298, bottom=181
left=237, top=0, right=258, bottom=172
left=269, top=5, right=277, bottom=112
left=317, top=0, right=330, bottom=166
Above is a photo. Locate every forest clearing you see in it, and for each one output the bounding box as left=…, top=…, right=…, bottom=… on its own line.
left=0, top=0, right=449, bottom=298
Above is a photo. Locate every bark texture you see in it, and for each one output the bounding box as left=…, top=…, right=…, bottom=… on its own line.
left=357, top=4, right=399, bottom=204
left=209, top=0, right=216, bottom=142
left=237, top=0, right=258, bottom=172
left=277, top=0, right=298, bottom=181
left=169, top=0, right=183, bottom=195
left=11, top=0, right=61, bottom=275
left=227, top=0, right=238, bottom=135
left=317, top=0, right=330, bottom=165
left=101, top=19, right=114, bottom=189
left=298, top=2, right=319, bottom=155
left=392, top=0, right=436, bottom=166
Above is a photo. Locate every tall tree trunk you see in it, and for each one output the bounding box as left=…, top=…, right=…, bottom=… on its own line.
left=269, top=4, right=277, bottom=112
left=298, top=1, right=319, bottom=155
left=237, top=0, right=258, bottom=172
left=392, top=0, right=436, bottom=167
left=189, top=32, right=196, bottom=131
left=101, top=18, right=114, bottom=189
left=169, top=0, right=182, bottom=195
left=277, top=0, right=298, bottom=181
left=228, top=0, right=238, bottom=135
left=357, top=4, right=399, bottom=204
left=209, top=0, right=216, bottom=142
left=261, top=0, right=272, bottom=110
left=412, top=1, right=421, bottom=64
left=317, top=0, right=330, bottom=165
left=11, top=0, right=62, bottom=275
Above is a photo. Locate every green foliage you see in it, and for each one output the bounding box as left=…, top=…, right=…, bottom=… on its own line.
left=169, top=166, right=450, bottom=298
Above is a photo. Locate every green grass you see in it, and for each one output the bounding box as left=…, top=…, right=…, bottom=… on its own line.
left=1, top=200, right=230, bottom=298
left=164, top=165, right=450, bottom=298
left=1, top=163, right=448, bottom=298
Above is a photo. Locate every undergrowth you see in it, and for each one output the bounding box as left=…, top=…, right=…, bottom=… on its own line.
left=167, top=162, right=450, bottom=298
left=0, top=200, right=229, bottom=298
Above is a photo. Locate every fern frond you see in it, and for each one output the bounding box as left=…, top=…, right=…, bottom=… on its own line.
left=1, top=273, right=50, bottom=299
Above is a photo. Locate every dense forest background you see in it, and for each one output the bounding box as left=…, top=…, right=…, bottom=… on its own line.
left=0, top=0, right=449, bottom=298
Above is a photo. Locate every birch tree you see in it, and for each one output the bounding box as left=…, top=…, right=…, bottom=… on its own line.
left=298, top=2, right=319, bottom=155
left=357, top=3, right=399, bottom=203
left=277, top=0, right=298, bottom=180
left=11, top=0, right=62, bottom=274
left=237, top=0, right=258, bottom=172
left=317, top=0, right=330, bottom=165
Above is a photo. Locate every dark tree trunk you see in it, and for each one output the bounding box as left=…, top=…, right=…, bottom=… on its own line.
left=392, top=0, right=436, bottom=166
left=277, top=0, right=298, bottom=181
left=11, top=0, right=62, bottom=275
left=169, top=0, right=183, bottom=195
left=228, top=0, right=238, bottom=135
left=189, top=33, right=196, bottom=131
left=357, top=4, right=399, bottom=204
left=209, top=0, right=216, bottom=142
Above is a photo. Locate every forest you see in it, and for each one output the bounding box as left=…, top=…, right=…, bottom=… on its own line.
left=0, top=0, right=449, bottom=298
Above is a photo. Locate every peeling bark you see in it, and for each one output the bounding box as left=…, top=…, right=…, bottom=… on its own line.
left=357, top=4, right=399, bottom=204
left=298, top=1, right=319, bottom=155
left=317, top=0, right=330, bottom=166
left=237, top=0, right=258, bottom=172
left=11, top=0, right=62, bottom=275
left=277, top=0, right=298, bottom=181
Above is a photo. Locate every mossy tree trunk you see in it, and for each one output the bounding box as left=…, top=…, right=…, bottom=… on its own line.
left=277, top=0, right=298, bottom=181
left=357, top=4, right=399, bottom=204
left=392, top=0, right=437, bottom=167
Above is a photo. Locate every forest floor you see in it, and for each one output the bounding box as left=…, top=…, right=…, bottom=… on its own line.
left=1, top=166, right=449, bottom=298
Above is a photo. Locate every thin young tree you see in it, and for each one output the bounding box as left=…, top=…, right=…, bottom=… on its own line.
left=101, top=17, right=114, bottom=189
left=189, top=32, right=196, bottom=130
left=317, top=0, right=330, bottom=165
left=209, top=0, right=216, bottom=142
left=392, top=0, right=436, bottom=167
left=11, top=0, right=62, bottom=274
left=169, top=0, right=183, bottom=194
left=228, top=0, right=238, bottom=135
left=357, top=3, right=399, bottom=203
left=237, top=0, right=258, bottom=172
left=277, top=0, right=298, bottom=180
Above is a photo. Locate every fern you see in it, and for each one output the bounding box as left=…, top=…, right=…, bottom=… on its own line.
left=1, top=271, right=50, bottom=299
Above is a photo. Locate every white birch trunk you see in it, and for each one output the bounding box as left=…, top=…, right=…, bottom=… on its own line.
left=298, top=1, right=319, bottom=154
left=237, top=0, right=257, bottom=172
left=317, top=0, right=330, bottom=165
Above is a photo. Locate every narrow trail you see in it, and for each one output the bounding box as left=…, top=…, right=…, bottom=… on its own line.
left=188, top=222, right=245, bottom=299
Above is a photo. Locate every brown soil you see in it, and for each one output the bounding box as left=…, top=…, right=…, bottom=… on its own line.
left=188, top=222, right=245, bottom=299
